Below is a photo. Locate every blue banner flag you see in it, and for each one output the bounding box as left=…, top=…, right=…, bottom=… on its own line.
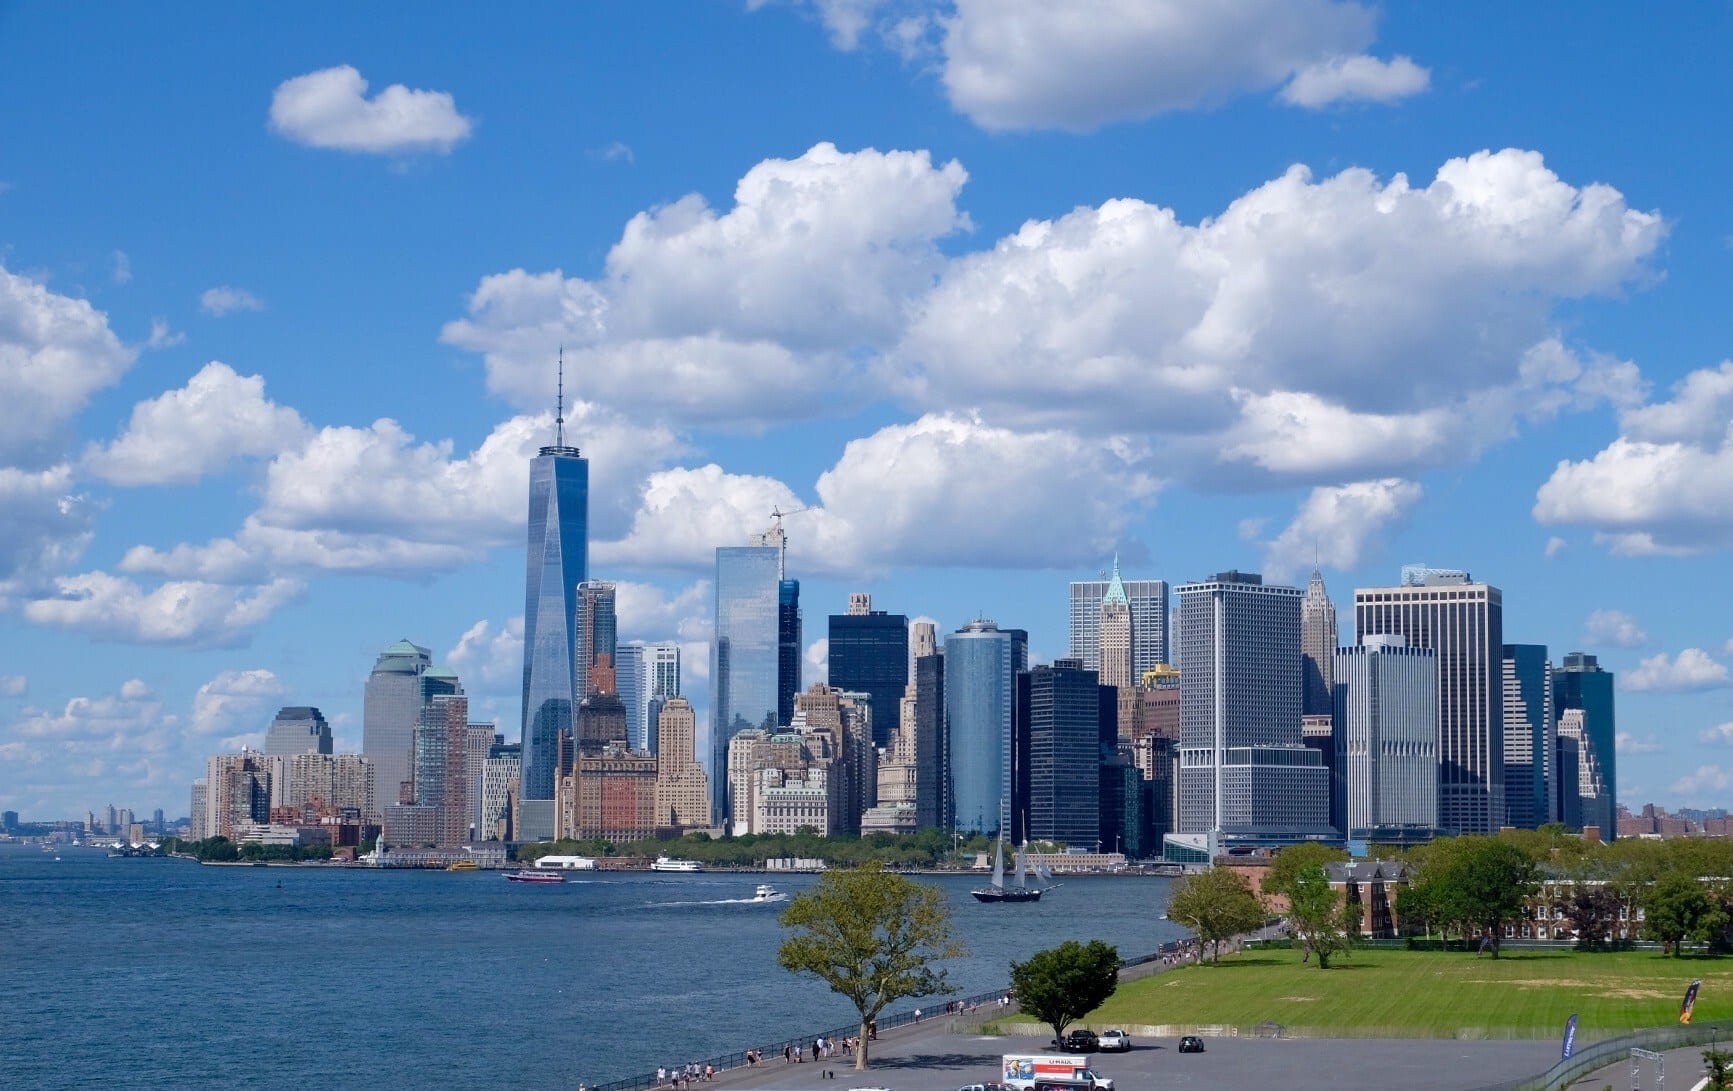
left=1561, top=1014, right=1578, bottom=1059
left=1682, top=980, right=1702, bottom=1025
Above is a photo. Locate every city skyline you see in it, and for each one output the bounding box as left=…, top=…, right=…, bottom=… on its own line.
left=4, top=5, right=1732, bottom=820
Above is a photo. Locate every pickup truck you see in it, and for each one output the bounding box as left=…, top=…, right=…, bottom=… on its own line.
left=1061, top=1030, right=1098, bottom=1053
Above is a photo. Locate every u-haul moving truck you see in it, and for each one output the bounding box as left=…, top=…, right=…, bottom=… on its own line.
left=1002, top=1055, right=1091, bottom=1090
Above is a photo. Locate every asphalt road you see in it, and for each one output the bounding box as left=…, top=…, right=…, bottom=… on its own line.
left=701, top=1021, right=1562, bottom=1091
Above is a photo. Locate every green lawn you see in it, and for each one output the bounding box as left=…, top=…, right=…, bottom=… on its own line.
left=1071, top=949, right=1733, bottom=1038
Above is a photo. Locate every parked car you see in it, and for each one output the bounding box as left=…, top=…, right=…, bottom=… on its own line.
left=1096, top=1030, right=1130, bottom=1052
left=1177, top=1036, right=1205, bottom=1054
left=1062, top=1029, right=1098, bottom=1053
left=956, top=1084, right=1009, bottom=1091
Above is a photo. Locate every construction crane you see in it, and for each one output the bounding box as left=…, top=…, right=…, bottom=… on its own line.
left=756, top=505, right=812, bottom=580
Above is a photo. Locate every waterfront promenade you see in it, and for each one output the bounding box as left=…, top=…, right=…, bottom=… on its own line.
left=691, top=1013, right=1562, bottom=1091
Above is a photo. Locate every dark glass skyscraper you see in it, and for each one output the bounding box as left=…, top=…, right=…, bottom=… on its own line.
left=777, top=578, right=801, bottom=728
left=574, top=580, right=617, bottom=697
left=1554, top=652, right=1616, bottom=837
left=1020, top=659, right=1101, bottom=848
left=829, top=601, right=909, bottom=749
left=520, top=436, right=588, bottom=841
left=1503, top=644, right=1554, bottom=830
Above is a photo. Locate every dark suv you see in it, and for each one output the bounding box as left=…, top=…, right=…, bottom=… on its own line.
left=1063, top=1029, right=1098, bottom=1053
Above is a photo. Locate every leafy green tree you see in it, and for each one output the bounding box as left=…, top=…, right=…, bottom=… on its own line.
left=1286, top=864, right=1356, bottom=968
left=777, top=861, right=965, bottom=1069
left=1168, top=867, right=1266, bottom=962
left=1263, top=843, right=1349, bottom=906
left=1407, top=836, right=1535, bottom=956
left=1644, top=873, right=1723, bottom=956
left=1009, top=940, right=1121, bottom=1043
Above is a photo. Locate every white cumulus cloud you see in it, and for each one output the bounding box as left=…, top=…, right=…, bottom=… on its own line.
left=1672, top=764, right=1733, bottom=799
left=441, top=142, right=969, bottom=427
left=1625, top=648, right=1731, bottom=693
left=1697, top=722, right=1733, bottom=746
left=191, top=668, right=286, bottom=737
left=199, top=287, right=264, bottom=316
left=1613, top=731, right=1661, bottom=755
left=269, top=65, right=473, bottom=155
left=1262, top=478, right=1422, bottom=583
left=1584, top=609, right=1647, bottom=649
left=0, top=464, right=94, bottom=598
left=0, top=675, right=25, bottom=697
left=447, top=617, right=524, bottom=696
left=85, top=362, right=310, bottom=486
left=1535, top=361, right=1733, bottom=555
left=1281, top=54, right=1430, bottom=107
left=0, top=263, right=137, bottom=463
left=22, top=572, right=303, bottom=647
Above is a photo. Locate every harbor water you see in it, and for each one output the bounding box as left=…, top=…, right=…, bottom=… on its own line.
left=0, top=844, right=1185, bottom=1090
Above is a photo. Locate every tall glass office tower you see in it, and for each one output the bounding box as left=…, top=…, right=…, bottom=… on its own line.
left=363, top=639, right=431, bottom=810
left=712, top=545, right=781, bottom=819
left=777, top=578, right=802, bottom=727
left=519, top=434, right=588, bottom=841
left=1503, top=644, right=1554, bottom=830
left=575, top=580, right=617, bottom=696
left=829, top=596, right=909, bottom=749
left=944, top=619, right=1027, bottom=837
left=1070, top=571, right=1169, bottom=677
left=1554, top=652, right=1616, bottom=836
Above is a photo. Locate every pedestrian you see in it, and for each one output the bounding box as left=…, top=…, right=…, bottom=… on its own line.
left=784, top=1042, right=793, bottom=1064
left=657, top=1066, right=667, bottom=1085
left=705, top=1064, right=714, bottom=1082
left=914, top=1007, right=922, bottom=1023
left=810, top=1039, right=819, bottom=1062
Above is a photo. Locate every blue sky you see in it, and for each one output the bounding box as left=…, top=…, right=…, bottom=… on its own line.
left=3, top=1, right=1731, bottom=821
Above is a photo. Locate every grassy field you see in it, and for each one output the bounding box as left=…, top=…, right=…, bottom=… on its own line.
left=1073, top=949, right=1733, bottom=1038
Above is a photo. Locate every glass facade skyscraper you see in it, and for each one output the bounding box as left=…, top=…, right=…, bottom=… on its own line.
left=944, top=619, right=1027, bottom=837
left=265, top=706, right=332, bottom=758
left=829, top=604, right=909, bottom=749
left=1554, top=651, right=1616, bottom=836
left=1020, top=659, right=1101, bottom=848
left=363, top=639, right=431, bottom=810
left=574, top=580, right=617, bottom=696
left=777, top=578, right=801, bottom=728
left=520, top=441, right=588, bottom=841
left=712, top=545, right=781, bottom=819
left=1503, top=644, right=1554, bottom=830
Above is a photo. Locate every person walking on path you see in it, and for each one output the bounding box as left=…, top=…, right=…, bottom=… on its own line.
left=784, top=1042, right=793, bottom=1064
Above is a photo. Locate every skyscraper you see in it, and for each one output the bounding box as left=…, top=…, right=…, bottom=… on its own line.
left=520, top=399, right=589, bottom=841
left=1554, top=652, right=1616, bottom=836
left=1020, top=659, right=1101, bottom=848
left=1175, top=571, right=1329, bottom=840
left=264, top=706, right=332, bottom=758
left=1355, top=566, right=1505, bottom=834
left=414, top=691, right=469, bottom=847
left=617, top=641, right=682, bottom=753
left=914, top=645, right=945, bottom=831
left=574, top=580, right=617, bottom=696
left=1503, top=644, right=1555, bottom=830
left=778, top=578, right=801, bottom=727
left=828, top=594, right=909, bottom=748
left=1301, top=569, right=1338, bottom=718
left=363, top=639, right=431, bottom=811
left=1098, top=559, right=1134, bottom=692
left=1070, top=569, right=1170, bottom=677
left=944, top=619, right=1027, bottom=837
left=654, top=696, right=711, bottom=829
left=1335, top=636, right=1438, bottom=840
left=712, top=544, right=781, bottom=819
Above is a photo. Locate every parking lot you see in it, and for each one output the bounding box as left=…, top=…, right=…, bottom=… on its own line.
left=707, top=1025, right=1562, bottom=1091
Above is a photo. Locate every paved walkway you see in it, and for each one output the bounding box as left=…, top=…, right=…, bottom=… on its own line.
left=691, top=1016, right=1561, bottom=1091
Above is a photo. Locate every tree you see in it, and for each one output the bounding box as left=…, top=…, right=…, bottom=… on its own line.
left=1286, top=864, right=1356, bottom=969
left=1263, top=842, right=1349, bottom=907
left=1407, top=836, right=1535, bottom=956
left=1010, top=940, right=1121, bottom=1044
left=1644, top=873, right=1723, bottom=957
left=1704, top=1049, right=1733, bottom=1091
left=777, top=861, right=965, bottom=1069
left=1567, top=886, right=1623, bottom=951
left=1168, top=867, right=1265, bottom=962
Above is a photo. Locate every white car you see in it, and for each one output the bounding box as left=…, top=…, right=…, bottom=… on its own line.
left=1096, top=1030, right=1130, bottom=1052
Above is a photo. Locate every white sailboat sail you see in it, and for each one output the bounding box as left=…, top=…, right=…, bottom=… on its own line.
left=990, top=839, right=1005, bottom=889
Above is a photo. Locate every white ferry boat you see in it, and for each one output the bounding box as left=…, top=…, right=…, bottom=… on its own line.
left=650, top=855, right=702, bottom=873
left=749, top=883, right=787, bottom=903
left=534, top=855, right=598, bottom=871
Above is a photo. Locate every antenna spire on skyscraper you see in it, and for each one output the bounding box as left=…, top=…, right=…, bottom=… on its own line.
left=556, top=344, right=566, bottom=447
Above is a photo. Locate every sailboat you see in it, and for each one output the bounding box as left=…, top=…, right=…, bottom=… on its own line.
left=971, top=838, right=1044, bottom=903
